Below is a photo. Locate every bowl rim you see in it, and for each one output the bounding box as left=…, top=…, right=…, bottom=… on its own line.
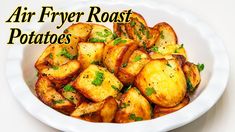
left=5, top=0, right=230, bottom=132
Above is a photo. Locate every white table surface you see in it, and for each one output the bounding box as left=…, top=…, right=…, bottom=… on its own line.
left=0, top=0, right=235, bottom=131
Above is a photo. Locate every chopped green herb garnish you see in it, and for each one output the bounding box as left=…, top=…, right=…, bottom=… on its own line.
left=129, top=113, right=143, bottom=121
left=36, top=72, right=39, bottom=77
left=63, top=84, right=76, bottom=92
left=143, top=42, right=147, bottom=50
left=91, top=61, right=100, bottom=65
left=49, top=53, right=53, bottom=59
left=110, top=69, right=115, bottom=73
left=145, top=87, right=156, bottom=96
left=166, top=63, right=172, bottom=67
left=179, top=44, right=184, bottom=49
left=122, top=63, right=128, bottom=68
left=160, top=31, right=164, bottom=39
left=120, top=102, right=130, bottom=109
left=133, top=55, right=142, bottom=62
left=53, top=99, right=64, bottom=104
left=92, top=71, right=104, bottom=86
left=69, top=96, right=74, bottom=101
left=125, top=85, right=132, bottom=92
left=151, top=46, right=158, bottom=52
left=111, top=85, right=119, bottom=91
left=134, top=29, right=142, bottom=40
left=146, top=30, right=150, bottom=39
left=130, top=21, right=136, bottom=27
left=112, top=33, right=118, bottom=39
left=140, top=23, right=146, bottom=34
left=134, top=87, right=141, bottom=94
left=197, top=63, right=204, bottom=72
left=58, top=48, right=74, bottom=59
left=96, top=29, right=112, bottom=37
left=89, top=38, right=106, bottom=43
left=113, top=37, right=127, bottom=45
left=52, top=65, right=59, bottom=70
left=186, top=78, right=194, bottom=92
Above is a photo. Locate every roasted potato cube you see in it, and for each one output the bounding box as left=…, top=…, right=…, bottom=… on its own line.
left=103, top=38, right=138, bottom=74
left=35, top=45, right=54, bottom=71
left=41, top=60, right=80, bottom=84
left=73, top=65, right=123, bottom=102
left=117, top=50, right=150, bottom=85
left=115, top=88, right=151, bottom=123
left=183, top=62, right=201, bottom=92
left=153, top=22, right=178, bottom=46
left=77, top=42, right=104, bottom=70
left=154, top=95, right=190, bottom=118
left=149, top=44, right=187, bottom=59
left=135, top=59, right=187, bottom=107
left=129, top=12, right=148, bottom=26
left=88, top=24, right=114, bottom=43
left=125, top=18, right=158, bottom=48
left=60, top=81, right=86, bottom=106
left=71, top=97, right=118, bottom=122
left=64, top=23, right=92, bottom=42
left=35, top=77, right=75, bottom=114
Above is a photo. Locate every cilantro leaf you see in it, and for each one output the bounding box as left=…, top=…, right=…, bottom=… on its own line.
left=92, top=71, right=104, bottom=86
left=133, top=55, right=142, bottom=62
left=89, top=38, right=106, bottom=43
left=63, top=84, right=76, bottom=92
left=59, top=48, right=74, bottom=59
left=145, top=87, right=156, bottom=96
left=111, top=85, right=119, bottom=91
left=130, top=21, right=136, bottom=27
left=52, top=65, right=59, bottom=70
left=120, top=102, right=130, bottom=109
left=197, top=63, right=204, bottom=72
left=160, top=31, right=164, bottom=39
left=113, top=37, right=127, bottom=45
left=151, top=46, right=158, bottom=52
left=129, top=113, right=143, bottom=121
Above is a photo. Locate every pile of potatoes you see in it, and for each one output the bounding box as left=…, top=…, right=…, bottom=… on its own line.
left=35, top=12, right=202, bottom=123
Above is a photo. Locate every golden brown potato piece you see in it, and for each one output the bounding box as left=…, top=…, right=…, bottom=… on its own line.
left=88, top=24, right=114, bottom=43
left=125, top=18, right=158, bottom=48
left=135, top=59, right=187, bottom=107
left=71, top=97, right=118, bottom=122
left=154, top=95, right=190, bottom=118
left=77, top=42, right=104, bottom=70
left=35, top=76, right=75, bottom=114
left=60, top=81, right=86, bottom=107
left=64, top=23, right=92, bottom=42
left=103, top=38, right=138, bottom=74
left=35, top=45, right=54, bottom=71
left=115, top=88, right=151, bottom=123
left=149, top=44, right=187, bottom=60
left=153, top=22, right=178, bottom=46
left=183, top=62, right=201, bottom=92
left=40, top=60, right=80, bottom=84
left=117, top=50, right=150, bottom=85
left=73, top=65, right=123, bottom=102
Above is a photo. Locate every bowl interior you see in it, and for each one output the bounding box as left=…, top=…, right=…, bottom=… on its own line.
left=22, top=3, right=213, bottom=114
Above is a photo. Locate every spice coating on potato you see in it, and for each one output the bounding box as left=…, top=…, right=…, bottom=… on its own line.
left=73, top=65, right=123, bottom=102
left=115, top=88, right=151, bottom=123
left=135, top=59, right=187, bottom=107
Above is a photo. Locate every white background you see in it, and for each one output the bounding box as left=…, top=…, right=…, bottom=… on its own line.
left=0, top=0, right=234, bottom=131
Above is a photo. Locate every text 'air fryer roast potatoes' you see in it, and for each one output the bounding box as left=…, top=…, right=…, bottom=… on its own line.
left=34, top=11, right=204, bottom=123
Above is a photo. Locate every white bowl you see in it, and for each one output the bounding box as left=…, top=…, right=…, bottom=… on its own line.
left=5, top=0, right=229, bottom=131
